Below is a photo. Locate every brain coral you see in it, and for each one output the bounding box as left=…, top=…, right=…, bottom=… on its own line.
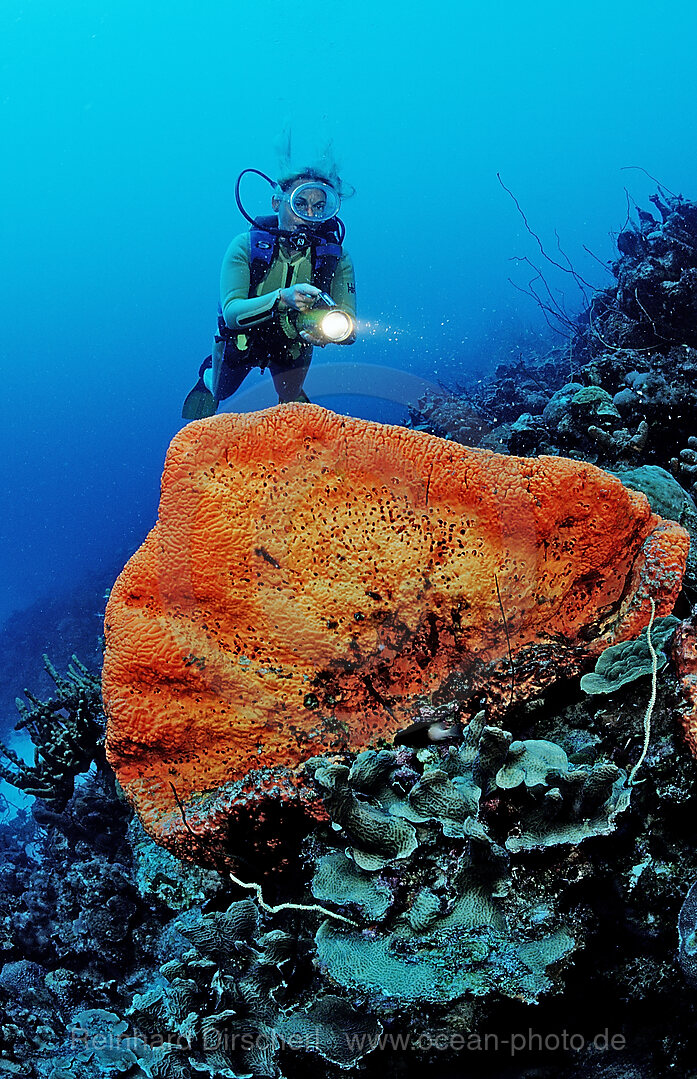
left=102, top=405, right=688, bottom=864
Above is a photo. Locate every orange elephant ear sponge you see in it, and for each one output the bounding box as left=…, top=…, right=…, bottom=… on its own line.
left=102, top=405, right=689, bottom=866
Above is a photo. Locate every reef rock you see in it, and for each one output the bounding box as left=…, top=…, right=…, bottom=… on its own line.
left=612, top=465, right=697, bottom=586
left=678, top=877, right=697, bottom=988
left=102, top=406, right=688, bottom=864
left=673, top=613, right=697, bottom=758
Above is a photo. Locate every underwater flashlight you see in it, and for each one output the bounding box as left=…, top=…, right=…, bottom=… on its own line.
left=296, top=292, right=354, bottom=344
left=318, top=309, right=353, bottom=342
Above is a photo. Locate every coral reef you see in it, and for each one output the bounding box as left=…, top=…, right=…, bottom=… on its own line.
left=576, top=192, right=697, bottom=354
left=304, top=712, right=635, bottom=1015
left=610, top=465, right=697, bottom=586
left=124, top=898, right=382, bottom=1077
left=128, top=816, right=225, bottom=913
left=102, top=406, right=688, bottom=867
left=0, top=638, right=694, bottom=1077
left=409, top=213, right=697, bottom=482
left=52, top=1009, right=155, bottom=1077
left=409, top=195, right=697, bottom=510
left=411, top=356, right=697, bottom=474
left=0, top=768, right=227, bottom=1078
left=670, top=437, right=697, bottom=501
left=406, top=393, right=492, bottom=445
left=0, top=664, right=225, bottom=1078
left=4, top=185, right=697, bottom=1079
left=6, top=641, right=693, bottom=1079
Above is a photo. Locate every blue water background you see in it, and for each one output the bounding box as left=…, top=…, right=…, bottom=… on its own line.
left=1, top=0, right=696, bottom=632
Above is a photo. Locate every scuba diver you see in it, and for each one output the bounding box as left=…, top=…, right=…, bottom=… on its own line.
left=182, top=162, right=357, bottom=420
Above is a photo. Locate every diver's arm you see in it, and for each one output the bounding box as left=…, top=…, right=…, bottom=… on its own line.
left=219, top=235, right=281, bottom=331
left=329, top=251, right=357, bottom=344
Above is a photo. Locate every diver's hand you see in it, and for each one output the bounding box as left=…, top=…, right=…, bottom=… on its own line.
left=299, top=329, right=326, bottom=347
left=278, top=285, right=322, bottom=312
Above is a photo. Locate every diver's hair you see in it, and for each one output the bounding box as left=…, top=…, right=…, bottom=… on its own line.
left=277, top=169, right=334, bottom=192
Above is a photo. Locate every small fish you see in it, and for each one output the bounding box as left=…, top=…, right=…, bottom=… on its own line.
left=254, top=547, right=280, bottom=569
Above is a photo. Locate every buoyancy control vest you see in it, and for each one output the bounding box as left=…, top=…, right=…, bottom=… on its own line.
left=216, top=215, right=344, bottom=354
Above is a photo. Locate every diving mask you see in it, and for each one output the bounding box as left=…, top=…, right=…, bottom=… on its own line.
left=283, top=180, right=341, bottom=223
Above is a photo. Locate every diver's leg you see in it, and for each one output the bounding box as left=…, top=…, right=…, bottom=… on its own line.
left=214, top=354, right=253, bottom=403
left=183, top=341, right=252, bottom=420
left=270, top=348, right=312, bottom=403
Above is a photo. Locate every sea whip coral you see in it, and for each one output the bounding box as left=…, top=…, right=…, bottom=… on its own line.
left=102, top=405, right=688, bottom=865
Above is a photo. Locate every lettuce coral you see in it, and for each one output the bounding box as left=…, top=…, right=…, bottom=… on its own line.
left=125, top=898, right=383, bottom=1075
left=306, top=712, right=632, bottom=1010
left=579, top=615, right=679, bottom=695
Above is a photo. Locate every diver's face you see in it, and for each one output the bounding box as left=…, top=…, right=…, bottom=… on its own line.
left=290, top=185, right=328, bottom=220
left=272, top=183, right=328, bottom=230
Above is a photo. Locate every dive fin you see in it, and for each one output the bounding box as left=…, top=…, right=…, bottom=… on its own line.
left=182, top=376, right=217, bottom=420
left=280, top=389, right=311, bottom=404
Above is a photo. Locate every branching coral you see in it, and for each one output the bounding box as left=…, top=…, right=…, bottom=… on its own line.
left=0, top=656, right=104, bottom=811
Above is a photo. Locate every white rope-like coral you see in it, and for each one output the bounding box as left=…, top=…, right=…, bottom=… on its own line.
left=229, top=873, right=358, bottom=927
left=628, top=598, right=658, bottom=786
